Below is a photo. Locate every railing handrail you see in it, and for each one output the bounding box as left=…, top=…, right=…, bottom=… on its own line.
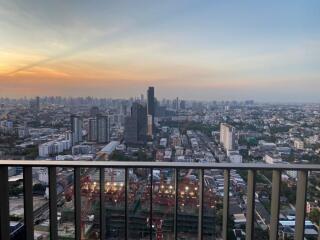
left=1, top=160, right=318, bottom=240
left=0, top=160, right=320, bottom=170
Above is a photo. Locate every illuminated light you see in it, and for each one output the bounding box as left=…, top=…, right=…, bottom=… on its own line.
left=106, top=182, right=110, bottom=186
left=185, top=186, right=189, bottom=191
left=120, top=183, right=124, bottom=187
left=181, top=191, right=185, bottom=195
left=113, top=183, right=117, bottom=186
left=189, top=192, right=194, bottom=196
left=161, top=185, right=164, bottom=189
left=169, top=185, right=173, bottom=189
left=194, top=187, right=198, bottom=191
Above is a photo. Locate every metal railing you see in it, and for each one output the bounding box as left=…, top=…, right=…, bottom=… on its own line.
left=1, top=160, right=320, bottom=240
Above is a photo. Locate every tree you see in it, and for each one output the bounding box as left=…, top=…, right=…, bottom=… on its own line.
left=309, top=208, right=320, bottom=225
left=33, top=183, right=46, bottom=194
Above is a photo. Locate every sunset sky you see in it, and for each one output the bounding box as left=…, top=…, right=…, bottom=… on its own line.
left=0, top=0, right=319, bottom=101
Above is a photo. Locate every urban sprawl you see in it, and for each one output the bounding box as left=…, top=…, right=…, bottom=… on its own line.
left=1, top=87, right=320, bottom=240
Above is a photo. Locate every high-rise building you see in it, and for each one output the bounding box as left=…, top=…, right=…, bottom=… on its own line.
left=124, top=103, right=147, bottom=145
left=29, top=96, right=40, bottom=114
left=147, top=87, right=155, bottom=132
left=88, top=115, right=110, bottom=143
left=36, top=96, right=40, bottom=112
left=71, top=115, right=83, bottom=146
left=88, top=118, right=97, bottom=142
left=174, top=97, right=179, bottom=112
left=147, top=114, right=153, bottom=137
left=220, top=123, right=236, bottom=151
left=97, top=115, right=110, bottom=143
left=180, top=100, right=186, bottom=110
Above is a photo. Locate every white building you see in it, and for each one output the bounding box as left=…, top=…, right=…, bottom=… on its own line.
left=228, top=151, right=243, bottom=163
left=259, top=140, right=277, bottom=151
left=71, top=115, right=83, bottom=146
left=72, top=145, right=93, bottom=155
left=264, top=154, right=282, bottom=164
left=175, top=146, right=184, bottom=156
left=294, top=139, right=304, bottom=150
left=286, top=170, right=297, bottom=179
left=190, top=138, right=199, bottom=149
left=38, top=168, right=49, bottom=184
left=160, top=138, right=167, bottom=147
left=220, top=123, right=235, bottom=151
left=38, top=137, right=71, bottom=158
left=164, top=149, right=172, bottom=161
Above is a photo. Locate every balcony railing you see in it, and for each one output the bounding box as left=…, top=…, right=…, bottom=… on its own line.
left=1, top=160, right=320, bottom=240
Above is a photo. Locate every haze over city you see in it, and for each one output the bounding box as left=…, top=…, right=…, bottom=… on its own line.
left=0, top=0, right=319, bottom=101
left=2, top=1, right=320, bottom=239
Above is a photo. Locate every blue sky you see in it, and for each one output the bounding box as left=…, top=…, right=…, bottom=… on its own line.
left=0, top=0, right=319, bottom=101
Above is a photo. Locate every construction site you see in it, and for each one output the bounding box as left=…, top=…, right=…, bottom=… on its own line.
left=54, top=168, right=222, bottom=240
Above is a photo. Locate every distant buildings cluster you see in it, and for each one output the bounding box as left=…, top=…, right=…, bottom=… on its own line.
left=38, top=132, right=72, bottom=157
left=71, top=113, right=110, bottom=146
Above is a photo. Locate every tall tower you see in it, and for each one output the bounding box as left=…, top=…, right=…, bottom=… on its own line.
left=88, top=118, right=97, bottom=142
left=220, top=123, right=235, bottom=151
left=147, top=87, right=155, bottom=134
left=36, top=96, right=40, bottom=112
left=70, top=115, right=83, bottom=146
left=97, top=115, right=110, bottom=143
left=124, top=103, right=147, bottom=145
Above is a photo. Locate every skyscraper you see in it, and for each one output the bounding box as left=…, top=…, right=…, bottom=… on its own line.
left=147, top=87, right=155, bottom=133
left=71, top=115, right=83, bottom=146
left=29, top=96, right=40, bottom=113
left=88, top=118, right=97, bottom=142
left=124, top=103, right=147, bottom=145
left=96, top=115, right=110, bottom=143
left=36, top=96, right=40, bottom=112
left=180, top=100, right=186, bottom=110
left=220, top=123, right=236, bottom=151
left=88, top=115, right=110, bottom=143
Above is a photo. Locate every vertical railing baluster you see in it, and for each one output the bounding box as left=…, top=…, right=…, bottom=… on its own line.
left=270, top=170, right=281, bottom=240
left=74, top=167, right=81, bottom=240
left=246, top=170, right=256, bottom=240
left=295, top=171, right=308, bottom=240
left=49, top=167, right=58, bottom=240
left=24, top=166, right=34, bottom=240
left=0, top=166, right=10, bottom=240
left=174, top=168, right=179, bottom=240
left=100, top=168, right=105, bottom=240
left=198, top=169, right=204, bottom=240
left=150, top=168, right=153, bottom=240
left=125, top=168, right=129, bottom=240
left=222, top=169, right=230, bottom=240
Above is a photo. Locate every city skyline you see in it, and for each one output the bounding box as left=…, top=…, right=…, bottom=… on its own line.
left=0, top=0, right=319, bottom=102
